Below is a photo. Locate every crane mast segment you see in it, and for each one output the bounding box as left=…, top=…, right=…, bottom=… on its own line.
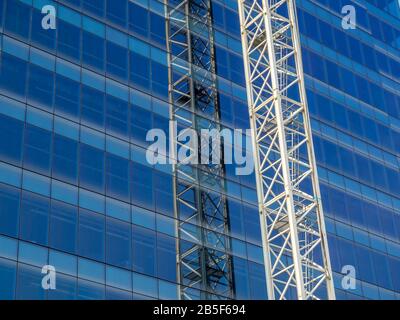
left=236, top=0, right=336, bottom=300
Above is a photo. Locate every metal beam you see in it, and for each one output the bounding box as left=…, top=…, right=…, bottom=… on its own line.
left=237, top=0, right=336, bottom=300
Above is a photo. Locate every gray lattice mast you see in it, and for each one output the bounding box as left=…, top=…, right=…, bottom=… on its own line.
left=165, top=0, right=234, bottom=299
left=237, top=0, right=336, bottom=299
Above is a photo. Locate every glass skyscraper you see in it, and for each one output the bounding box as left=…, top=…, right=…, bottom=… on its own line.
left=0, top=0, right=399, bottom=300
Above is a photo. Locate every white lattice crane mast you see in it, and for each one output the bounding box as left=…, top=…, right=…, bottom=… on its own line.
left=237, top=0, right=336, bottom=300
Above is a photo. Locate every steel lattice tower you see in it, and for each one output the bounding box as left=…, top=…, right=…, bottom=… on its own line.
left=237, top=0, right=336, bottom=299
left=165, top=0, right=234, bottom=299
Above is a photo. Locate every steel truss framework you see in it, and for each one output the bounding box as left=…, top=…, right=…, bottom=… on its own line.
left=165, top=0, right=234, bottom=300
left=237, top=0, right=336, bottom=299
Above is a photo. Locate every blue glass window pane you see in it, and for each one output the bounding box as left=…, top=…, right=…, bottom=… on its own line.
left=309, top=51, right=326, bottom=81
left=362, top=201, right=382, bottom=235
left=369, top=82, right=385, bottom=112
left=132, top=272, right=157, bottom=297
left=129, top=2, right=148, bottom=36
left=106, top=95, right=129, bottom=138
left=64, top=0, right=80, bottom=7
left=361, top=43, right=377, bottom=70
left=326, top=60, right=342, bottom=90
left=230, top=53, right=245, bottom=86
left=49, top=201, right=78, bottom=254
left=303, top=10, right=318, bottom=40
left=77, top=279, right=105, bottom=300
left=243, top=204, right=261, bottom=244
left=219, top=93, right=234, bottom=125
left=106, top=154, right=130, bottom=201
left=340, top=68, right=357, bottom=97
left=320, top=22, right=335, bottom=49
left=106, top=42, right=128, bottom=80
left=57, top=21, right=81, bottom=61
left=248, top=262, right=267, bottom=299
left=23, top=124, right=52, bottom=174
left=80, top=144, right=105, bottom=193
left=0, top=54, right=28, bottom=100
left=83, top=0, right=105, bottom=17
left=4, top=0, right=30, bottom=39
left=106, top=0, right=127, bottom=27
left=348, top=36, right=363, bottom=63
left=157, top=233, right=176, bottom=282
left=354, top=244, right=375, bottom=283
left=322, top=139, right=339, bottom=169
left=347, top=110, right=364, bottom=137
left=215, top=46, right=229, bottom=79
left=376, top=51, right=390, bottom=75
left=16, top=264, right=45, bottom=300
left=313, top=135, right=325, bottom=164
left=0, top=184, right=20, bottom=237
left=151, top=61, right=168, bottom=98
left=150, top=12, right=165, bottom=45
left=0, top=257, right=16, bottom=300
left=106, top=287, right=132, bottom=300
left=337, top=237, right=356, bottom=268
left=379, top=207, right=397, bottom=239
left=0, top=114, right=23, bottom=165
left=78, top=209, right=105, bottom=262
left=211, top=1, right=224, bottom=28
left=339, top=147, right=356, bottom=176
left=355, top=75, right=371, bottom=106
left=130, top=52, right=150, bottom=90
left=386, top=168, right=400, bottom=194
left=227, top=199, right=245, bottom=239
left=78, top=257, right=104, bottom=283
left=130, top=105, right=152, bottom=147
left=355, top=155, right=372, bottom=184
left=132, top=225, right=156, bottom=276
left=329, top=189, right=348, bottom=222
left=333, top=29, right=349, bottom=57
left=106, top=217, right=132, bottom=269
left=131, top=163, right=154, bottom=210
left=83, top=31, right=105, bottom=71
left=27, top=64, right=54, bottom=110
left=232, top=257, right=250, bottom=299
left=154, top=171, right=174, bottom=217
left=55, top=75, right=80, bottom=118
left=389, top=257, right=400, bottom=292
left=377, top=124, right=394, bottom=151
left=81, top=85, right=105, bottom=129
left=370, top=161, right=387, bottom=190
left=327, top=235, right=341, bottom=272
left=369, top=16, right=383, bottom=40
left=20, top=191, right=49, bottom=245
left=371, top=251, right=392, bottom=290
left=225, top=8, right=240, bottom=36
left=362, top=116, right=378, bottom=143
left=158, top=280, right=178, bottom=299
left=48, top=273, right=77, bottom=300
left=316, top=94, right=333, bottom=121
left=346, top=195, right=364, bottom=227
left=49, top=250, right=77, bottom=277
left=385, top=168, right=400, bottom=193
left=52, top=134, right=78, bottom=184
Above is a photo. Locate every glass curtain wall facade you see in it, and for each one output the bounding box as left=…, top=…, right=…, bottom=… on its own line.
left=297, top=0, right=400, bottom=299
left=0, top=0, right=398, bottom=300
